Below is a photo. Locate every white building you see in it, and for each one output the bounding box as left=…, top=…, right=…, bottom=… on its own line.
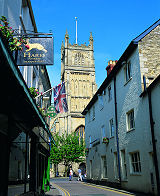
left=82, top=19, right=160, bottom=195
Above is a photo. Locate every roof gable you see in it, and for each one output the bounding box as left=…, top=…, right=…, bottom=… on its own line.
left=133, top=19, right=160, bottom=43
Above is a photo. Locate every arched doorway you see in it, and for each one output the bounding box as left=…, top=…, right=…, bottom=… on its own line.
left=79, top=162, right=86, bottom=176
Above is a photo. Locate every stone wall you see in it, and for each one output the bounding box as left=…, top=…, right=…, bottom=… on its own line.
left=139, top=25, right=160, bottom=88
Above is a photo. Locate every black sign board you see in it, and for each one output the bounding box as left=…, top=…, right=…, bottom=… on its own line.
left=17, top=37, right=53, bottom=65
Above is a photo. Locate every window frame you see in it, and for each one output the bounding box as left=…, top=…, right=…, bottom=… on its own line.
left=101, top=125, right=106, bottom=140
left=101, top=156, right=107, bottom=178
left=98, top=95, right=104, bottom=110
left=108, top=85, right=112, bottom=101
left=109, top=118, right=114, bottom=137
left=126, top=109, right=135, bottom=131
left=124, top=60, right=132, bottom=83
left=130, top=151, right=141, bottom=174
left=89, top=135, right=92, bottom=148
left=92, top=105, right=95, bottom=120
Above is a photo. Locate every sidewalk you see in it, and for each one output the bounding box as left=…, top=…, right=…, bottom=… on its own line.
left=45, top=183, right=62, bottom=196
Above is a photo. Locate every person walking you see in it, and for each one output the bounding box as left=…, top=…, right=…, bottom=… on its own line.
left=69, top=167, right=73, bottom=181
left=77, top=168, right=82, bottom=181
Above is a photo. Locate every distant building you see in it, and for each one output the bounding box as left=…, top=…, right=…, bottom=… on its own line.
left=50, top=31, right=97, bottom=176
left=82, top=19, right=160, bottom=195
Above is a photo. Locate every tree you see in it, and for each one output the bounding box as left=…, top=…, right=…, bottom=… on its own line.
left=50, top=132, right=85, bottom=177
left=50, top=133, right=63, bottom=177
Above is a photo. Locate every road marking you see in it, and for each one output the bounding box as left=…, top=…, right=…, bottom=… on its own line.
left=53, top=183, right=70, bottom=196
left=82, top=182, right=135, bottom=196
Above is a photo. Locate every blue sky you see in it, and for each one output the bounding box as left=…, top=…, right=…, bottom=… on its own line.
left=31, top=0, right=160, bottom=88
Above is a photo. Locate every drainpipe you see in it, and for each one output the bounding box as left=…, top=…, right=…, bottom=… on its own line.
left=24, top=132, right=28, bottom=193
left=147, top=89, right=160, bottom=195
left=114, top=76, right=121, bottom=185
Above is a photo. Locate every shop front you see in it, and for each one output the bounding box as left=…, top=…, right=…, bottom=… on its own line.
left=0, top=32, right=53, bottom=196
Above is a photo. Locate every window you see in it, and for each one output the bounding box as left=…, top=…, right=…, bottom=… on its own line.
left=114, top=152, right=119, bottom=179
left=75, top=125, right=85, bottom=143
left=121, top=150, right=127, bottom=180
left=92, top=106, right=95, bottom=120
left=109, top=119, right=114, bottom=137
left=89, top=136, right=92, bottom=148
left=98, top=95, right=104, bottom=109
left=101, top=156, right=107, bottom=178
left=101, top=125, right=106, bottom=139
left=130, top=152, right=141, bottom=174
left=125, top=61, right=132, bottom=82
left=108, top=85, right=112, bottom=101
left=127, top=109, right=135, bottom=131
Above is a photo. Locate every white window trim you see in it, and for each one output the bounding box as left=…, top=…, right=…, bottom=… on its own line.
left=126, top=109, right=135, bottom=132
left=101, top=125, right=106, bottom=140
left=109, top=118, right=114, bottom=138
left=124, top=60, right=132, bottom=85
left=129, top=151, right=141, bottom=175
left=92, top=105, right=95, bottom=120
left=89, top=135, right=92, bottom=148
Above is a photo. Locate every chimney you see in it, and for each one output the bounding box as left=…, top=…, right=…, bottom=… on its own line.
left=106, top=60, right=117, bottom=76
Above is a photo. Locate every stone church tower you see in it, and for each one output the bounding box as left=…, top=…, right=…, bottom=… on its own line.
left=50, top=31, right=97, bottom=176
left=52, top=32, right=97, bottom=135
left=50, top=31, right=97, bottom=137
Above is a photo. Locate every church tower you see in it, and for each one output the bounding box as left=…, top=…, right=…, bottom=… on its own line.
left=51, top=31, right=96, bottom=139
left=50, top=30, right=97, bottom=176
left=60, top=31, right=97, bottom=134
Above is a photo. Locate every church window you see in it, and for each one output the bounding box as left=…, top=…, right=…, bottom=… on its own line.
left=75, top=125, right=85, bottom=143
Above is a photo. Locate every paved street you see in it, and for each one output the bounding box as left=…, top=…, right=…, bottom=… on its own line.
left=46, top=178, right=149, bottom=196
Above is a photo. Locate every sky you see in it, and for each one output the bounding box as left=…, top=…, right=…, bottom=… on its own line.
left=31, top=0, right=160, bottom=88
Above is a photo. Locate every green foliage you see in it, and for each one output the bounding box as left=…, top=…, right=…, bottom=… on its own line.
left=50, top=133, right=63, bottom=165
left=50, top=132, right=85, bottom=167
left=0, top=16, right=27, bottom=51
left=29, top=87, right=39, bottom=98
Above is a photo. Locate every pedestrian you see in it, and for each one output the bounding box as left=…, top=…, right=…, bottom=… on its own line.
left=69, top=167, right=73, bottom=181
left=77, top=167, right=82, bottom=181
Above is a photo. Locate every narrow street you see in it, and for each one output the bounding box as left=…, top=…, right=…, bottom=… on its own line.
left=46, top=178, right=148, bottom=196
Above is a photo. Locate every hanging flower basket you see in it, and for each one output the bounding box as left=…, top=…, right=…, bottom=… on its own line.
left=102, top=137, right=109, bottom=144
left=29, top=87, right=39, bottom=98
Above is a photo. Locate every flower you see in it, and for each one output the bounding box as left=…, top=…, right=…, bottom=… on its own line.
left=102, top=137, right=109, bottom=144
left=0, top=16, right=28, bottom=52
left=25, top=44, right=30, bottom=49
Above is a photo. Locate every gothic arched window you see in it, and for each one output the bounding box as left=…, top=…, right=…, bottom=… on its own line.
left=75, top=125, right=85, bottom=143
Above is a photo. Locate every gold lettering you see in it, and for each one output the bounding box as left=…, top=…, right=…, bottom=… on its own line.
left=24, top=52, right=31, bottom=58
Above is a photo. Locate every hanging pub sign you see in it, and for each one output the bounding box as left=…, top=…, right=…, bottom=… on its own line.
left=17, top=37, right=53, bottom=66
left=46, top=105, right=57, bottom=118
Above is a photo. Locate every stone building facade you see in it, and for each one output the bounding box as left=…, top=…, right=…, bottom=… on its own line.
left=51, top=31, right=96, bottom=135
left=50, top=31, right=97, bottom=175
left=138, top=24, right=160, bottom=89
left=82, top=19, right=160, bottom=195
